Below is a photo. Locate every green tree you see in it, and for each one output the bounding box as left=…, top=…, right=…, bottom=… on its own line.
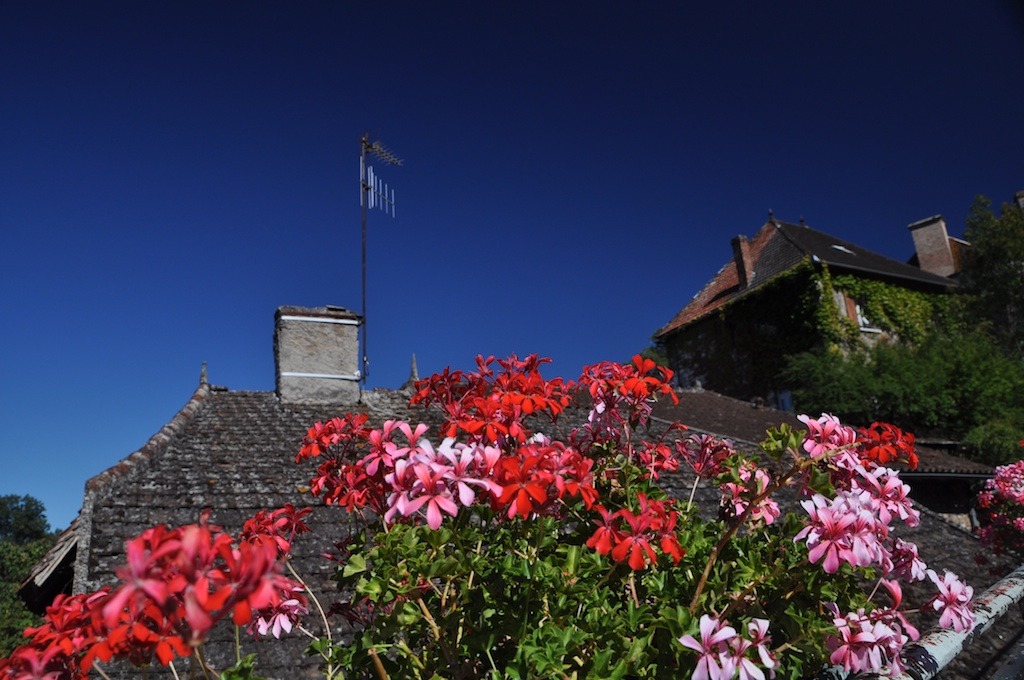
left=0, top=537, right=54, bottom=656
left=961, top=195, right=1024, bottom=359
left=0, top=496, right=55, bottom=655
left=639, top=343, right=669, bottom=367
left=783, top=331, right=1024, bottom=464
left=0, top=495, right=50, bottom=545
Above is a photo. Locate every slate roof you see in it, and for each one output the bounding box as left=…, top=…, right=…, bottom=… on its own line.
left=29, top=381, right=445, bottom=679
left=21, top=378, right=1007, bottom=678
left=654, top=389, right=992, bottom=478
left=656, top=220, right=957, bottom=340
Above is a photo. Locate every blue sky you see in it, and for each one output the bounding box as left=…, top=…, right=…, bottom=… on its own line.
left=2, top=1, right=1023, bottom=531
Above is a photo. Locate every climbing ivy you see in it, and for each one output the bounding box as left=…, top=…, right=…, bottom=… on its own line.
left=830, top=275, right=943, bottom=346
left=662, top=259, right=830, bottom=399
left=660, top=259, right=953, bottom=401
left=811, top=266, right=853, bottom=349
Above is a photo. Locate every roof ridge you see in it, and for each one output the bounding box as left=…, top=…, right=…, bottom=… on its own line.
left=84, top=382, right=212, bottom=493
left=772, top=220, right=816, bottom=258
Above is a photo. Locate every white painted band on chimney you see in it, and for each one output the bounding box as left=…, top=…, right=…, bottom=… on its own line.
left=280, top=371, right=361, bottom=381
left=279, top=315, right=361, bottom=326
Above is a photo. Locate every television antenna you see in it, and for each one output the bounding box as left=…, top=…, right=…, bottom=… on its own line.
left=359, top=133, right=402, bottom=383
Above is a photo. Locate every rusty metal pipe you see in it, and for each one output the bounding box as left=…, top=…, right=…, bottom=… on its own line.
left=817, top=563, right=1024, bottom=679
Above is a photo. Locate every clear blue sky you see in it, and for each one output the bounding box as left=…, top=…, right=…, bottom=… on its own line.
left=2, top=1, right=1023, bottom=531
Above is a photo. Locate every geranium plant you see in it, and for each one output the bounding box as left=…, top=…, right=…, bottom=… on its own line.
left=975, top=443, right=1024, bottom=559
left=0, top=355, right=974, bottom=680
left=0, top=507, right=312, bottom=679
left=296, top=355, right=972, bottom=678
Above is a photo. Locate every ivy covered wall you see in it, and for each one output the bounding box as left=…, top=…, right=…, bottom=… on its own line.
left=660, top=259, right=952, bottom=404
left=830, top=274, right=949, bottom=347
left=662, top=261, right=828, bottom=401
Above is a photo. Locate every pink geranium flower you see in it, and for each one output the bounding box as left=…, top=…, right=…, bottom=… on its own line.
left=720, top=463, right=780, bottom=526
left=853, top=466, right=919, bottom=527
left=797, top=489, right=889, bottom=574
left=249, top=597, right=309, bottom=639
left=798, top=413, right=857, bottom=459
left=926, top=570, right=975, bottom=632
left=679, top=615, right=738, bottom=680
left=731, top=618, right=777, bottom=680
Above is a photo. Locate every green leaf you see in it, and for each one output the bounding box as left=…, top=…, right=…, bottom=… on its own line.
left=342, top=553, right=367, bottom=578
left=396, top=600, right=422, bottom=626
left=219, top=654, right=265, bottom=680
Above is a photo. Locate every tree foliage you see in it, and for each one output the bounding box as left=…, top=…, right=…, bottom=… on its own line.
left=0, top=496, right=49, bottom=546
left=780, top=193, right=1024, bottom=465
left=784, top=331, right=1024, bottom=464
left=0, top=495, right=55, bottom=656
left=0, top=538, right=54, bottom=656
left=961, top=195, right=1024, bottom=359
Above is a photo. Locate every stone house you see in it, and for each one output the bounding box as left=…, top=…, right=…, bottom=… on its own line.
left=653, top=215, right=965, bottom=408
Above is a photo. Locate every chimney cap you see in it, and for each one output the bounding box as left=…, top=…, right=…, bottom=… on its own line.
left=907, top=214, right=945, bottom=231
left=275, top=305, right=361, bottom=322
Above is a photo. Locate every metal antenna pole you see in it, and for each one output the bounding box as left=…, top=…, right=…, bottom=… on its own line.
left=360, top=134, right=369, bottom=383
left=358, top=133, right=402, bottom=384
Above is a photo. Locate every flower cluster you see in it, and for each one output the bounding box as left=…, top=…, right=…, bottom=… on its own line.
left=679, top=433, right=734, bottom=479
left=586, top=494, right=684, bottom=569
left=793, top=414, right=972, bottom=670
left=678, top=614, right=777, bottom=680
left=295, top=355, right=684, bottom=552
left=300, top=363, right=973, bottom=678
left=857, top=422, right=918, bottom=470
left=976, top=454, right=1024, bottom=557
left=3, top=356, right=979, bottom=680
left=826, top=580, right=918, bottom=674
left=576, top=355, right=678, bottom=434
left=924, top=570, right=975, bottom=633
left=410, top=354, right=572, bottom=445
left=0, top=512, right=303, bottom=679
left=721, top=462, right=780, bottom=526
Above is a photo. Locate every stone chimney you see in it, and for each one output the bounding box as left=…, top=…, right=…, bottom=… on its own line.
left=908, top=215, right=955, bottom=277
left=731, top=235, right=754, bottom=288
left=274, top=305, right=361, bottom=403
left=1014, top=189, right=1024, bottom=211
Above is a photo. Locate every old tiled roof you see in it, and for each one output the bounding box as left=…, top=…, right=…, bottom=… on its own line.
left=18, top=517, right=79, bottom=613
left=29, top=379, right=1005, bottom=678
left=653, top=389, right=992, bottom=477
left=655, top=220, right=956, bottom=339
left=63, top=383, right=444, bottom=679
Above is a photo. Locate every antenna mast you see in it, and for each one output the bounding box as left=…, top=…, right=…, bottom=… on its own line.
left=359, top=133, right=402, bottom=384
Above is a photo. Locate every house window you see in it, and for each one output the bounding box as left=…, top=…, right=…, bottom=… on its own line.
left=835, top=290, right=882, bottom=334
left=854, top=302, right=881, bottom=333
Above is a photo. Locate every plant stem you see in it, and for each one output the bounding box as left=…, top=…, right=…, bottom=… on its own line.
left=92, top=662, right=115, bottom=680
left=718, top=562, right=785, bottom=621
left=688, top=456, right=805, bottom=614
left=417, top=597, right=443, bottom=641
left=627, top=571, right=640, bottom=608
left=368, top=648, right=390, bottom=680
left=397, top=641, right=428, bottom=670
left=194, top=646, right=215, bottom=680
left=417, top=596, right=457, bottom=668
left=685, top=476, right=700, bottom=513
left=286, top=559, right=336, bottom=679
